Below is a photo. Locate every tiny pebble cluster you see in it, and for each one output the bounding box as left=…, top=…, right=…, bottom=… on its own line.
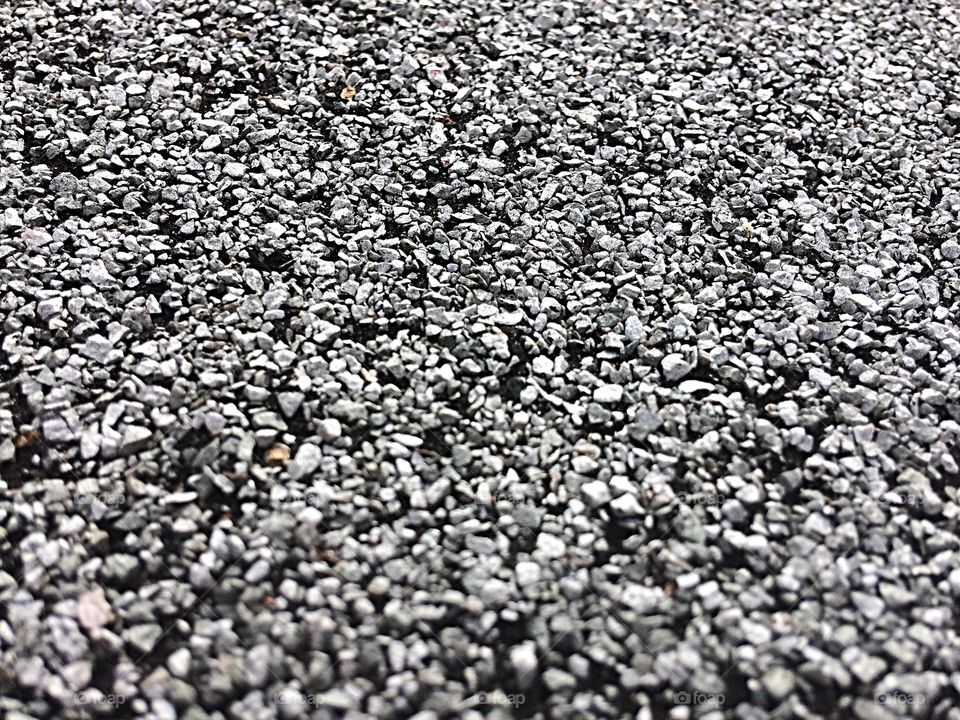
left=2, top=0, right=960, bottom=718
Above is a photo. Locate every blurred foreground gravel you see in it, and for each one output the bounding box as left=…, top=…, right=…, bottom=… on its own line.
left=2, top=0, right=960, bottom=718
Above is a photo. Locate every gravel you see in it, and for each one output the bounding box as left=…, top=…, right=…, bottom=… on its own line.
left=2, top=0, right=960, bottom=718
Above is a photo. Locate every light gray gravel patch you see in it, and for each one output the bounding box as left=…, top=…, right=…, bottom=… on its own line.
left=2, top=0, right=960, bottom=718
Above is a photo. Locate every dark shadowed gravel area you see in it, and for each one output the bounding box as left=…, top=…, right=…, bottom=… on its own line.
left=2, top=0, right=960, bottom=718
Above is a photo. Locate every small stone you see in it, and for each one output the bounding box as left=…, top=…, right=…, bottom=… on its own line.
left=510, top=642, right=539, bottom=682
left=245, top=559, right=271, bottom=583
left=243, top=268, right=264, bottom=292
left=49, top=172, right=79, bottom=196
left=580, top=480, right=611, bottom=507
left=77, top=587, right=113, bottom=631
left=803, top=512, right=832, bottom=537
left=852, top=591, right=886, bottom=620
left=124, top=624, right=163, bottom=655
left=610, top=493, right=643, bottom=516
left=118, top=426, right=153, bottom=455
left=0, top=439, right=14, bottom=462
left=61, top=660, right=92, bottom=690
left=264, top=222, right=286, bottom=238
left=843, top=648, right=886, bottom=684
left=167, top=648, right=191, bottom=678
left=479, top=578, right=512, bottom=606
left=102, top=554, right=140, bottom=586
left=736, top=485, right=763, bottom=505
left=79, top=334, right=116, bottom=364
left=223, top=162, right=246, bottom=178
left=393, top=433, right=423, bottom=447
left=849, top=293, right=880, bottom=313
left=368, top=577, right=391, bottom=595
left=252, top=411, right=286, bottom=431
left=593, top=384, right=623, bottom=403
left=200, top=372, right=229, bottom=387
left=86, top=260, right=115, bottom=287
left=37, top=296, right=63, bottom=319
left=515, top=561, right=541, bottom=586
left=289, top=443, right=322, bottom=480
left=543, top=668, right=577, bottom=691
left=319, top=418, right=342, bottom=441
left=328, top=399, right=365, bottom=421
left=277, top=392, right=304, bottom=418
left=662, top=353, right=695, bottom=381
left=620, top=585, right=662, bottom=613
left=762, top=667, right=796, bottom=700
left=79, top=427, right=100, bottom=459
left=571, top=455, right=599, bottom=474
left=42, top=417, right=75, bottom=443
left=677, top=379, right=713, bottom=393
left=536, top=533, right=566, bottom=559
left=163, top=491, right=198, bottom=505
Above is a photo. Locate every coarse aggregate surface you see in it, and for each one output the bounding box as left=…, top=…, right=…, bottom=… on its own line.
left=2, top=0, right=960, bottom=718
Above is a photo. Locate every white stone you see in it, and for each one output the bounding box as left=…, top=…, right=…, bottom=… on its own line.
left=677, top=379, right=713, bottom=393
left=289, top=443, right=322, bottom=480
left=850, top=293, right=880, bottom=313
left=580, top=480, right=611, bottom=507
left=536, top=533, right=566, bottom=559
left=662, top=353, right=694, bottom=381
left=480, top=578, right=512, bottom=606
left=77, top=587, right=113, bottom=631
left=593, top=384, right=623, bottom=403
left=610, top=493, right=642, bottom=516
left=515, top=561, right=541, bottom=586
left=167, top=648, right=191, bottom=678
left=620, top=585, right=663, bottom=613
left=264, top=222, right=286, bottom=238
left=571, top=455, right=599, bottom=474
left=319, top=419, right=342, bottom=441
left=510, top=641, right=539, bottom=680
left=223, top=162, right=246, bottom=178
